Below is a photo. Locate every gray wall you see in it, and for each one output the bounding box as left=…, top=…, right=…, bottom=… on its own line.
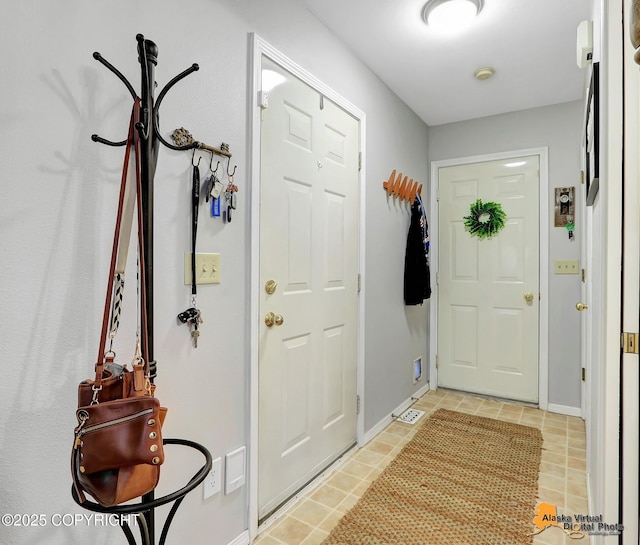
left=429, top=100, right=584, bottom=410
left=0, top=1, right=429, bottom=544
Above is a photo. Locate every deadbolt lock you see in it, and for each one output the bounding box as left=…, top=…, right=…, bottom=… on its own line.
left=265, top=280, right=277, bottom=295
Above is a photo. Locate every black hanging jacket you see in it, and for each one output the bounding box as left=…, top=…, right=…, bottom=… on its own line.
left=404, top=198, right=431, bottom=305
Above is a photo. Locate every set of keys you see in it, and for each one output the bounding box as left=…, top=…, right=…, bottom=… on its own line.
left=566, top=219, right=575, bottom=240
left=177, top=307, right=203, bottom=348
left=206, top=172, right=238, bottom=222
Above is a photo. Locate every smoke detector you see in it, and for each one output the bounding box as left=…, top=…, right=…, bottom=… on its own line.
left=474, top=67, right=495, bottom=80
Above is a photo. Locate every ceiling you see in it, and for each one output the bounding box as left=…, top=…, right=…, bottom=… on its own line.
left=300, top=0, right=592, bottom=126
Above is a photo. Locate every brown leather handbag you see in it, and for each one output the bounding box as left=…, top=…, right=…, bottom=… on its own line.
left=72, top=100, right=167, bottom=507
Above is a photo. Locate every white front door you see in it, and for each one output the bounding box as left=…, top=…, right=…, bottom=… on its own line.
left=437, top=156, right=540, bottom=402
left=258, top=56, right=360, bottom=521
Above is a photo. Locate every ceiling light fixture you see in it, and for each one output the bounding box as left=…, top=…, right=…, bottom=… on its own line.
left=422, top=0, right=483, bottom=31
left=474, top=67, right=495, bottom=80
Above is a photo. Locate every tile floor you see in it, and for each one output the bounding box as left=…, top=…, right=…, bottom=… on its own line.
left=254, top=389, right=588, bottom=545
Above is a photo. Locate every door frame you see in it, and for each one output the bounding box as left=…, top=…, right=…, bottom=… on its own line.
left=428, top=148, right=549, bottom=410
left=621, top=1, right=640, bottom=538
left=248, top=34, right=366, bottom=537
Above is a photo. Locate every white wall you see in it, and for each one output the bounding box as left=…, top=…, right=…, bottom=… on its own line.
left=429, top=100, right=584, bottom=410
left=0, top=1, right=429, bottom=544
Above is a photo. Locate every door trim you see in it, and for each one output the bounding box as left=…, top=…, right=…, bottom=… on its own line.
left=248, top=33, right=367, bottom=538
left=428, top=148, right=549, bottom=410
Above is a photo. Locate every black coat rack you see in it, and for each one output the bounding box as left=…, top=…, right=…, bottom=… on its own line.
left=71, top=34, right=217, bottom=545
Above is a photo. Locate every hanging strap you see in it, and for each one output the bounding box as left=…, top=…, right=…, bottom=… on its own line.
left=191, top=159, right=200, bottom=298
left=94, top=98, right=149, bottom=390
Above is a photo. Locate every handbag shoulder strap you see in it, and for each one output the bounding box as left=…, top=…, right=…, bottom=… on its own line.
left=94, top=98, right=149, bottom=389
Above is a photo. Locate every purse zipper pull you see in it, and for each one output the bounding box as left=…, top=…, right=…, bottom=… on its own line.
left=74, top=410, right=89, bottom=449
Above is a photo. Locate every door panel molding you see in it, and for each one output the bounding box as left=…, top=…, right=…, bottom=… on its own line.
left=429, top=148, right=549, bottom=409
left=248, top=34, right=366, bottom=538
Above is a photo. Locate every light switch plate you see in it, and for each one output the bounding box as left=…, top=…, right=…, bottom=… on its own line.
left=554, top=259, right=579, bottom=274
left=184, top=253, right=221, bottom=285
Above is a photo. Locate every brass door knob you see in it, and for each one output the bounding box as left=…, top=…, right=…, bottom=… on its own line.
left=576, top=302, right=588, bottom=311
left=265, top=312, right=284, bottom=327
left=524, top=292, right=534, bottom=302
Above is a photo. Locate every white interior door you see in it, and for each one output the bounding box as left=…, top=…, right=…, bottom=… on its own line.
left=437, top=156, right=540, bottom=402
left=258, top=56, right=359, bottom=521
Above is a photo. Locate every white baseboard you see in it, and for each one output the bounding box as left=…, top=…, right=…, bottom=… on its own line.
left=228, top=530, right=251, bottom=545
left=362, top=382, right=430, bottom=445
left=547, top=403, right=582, bottom=417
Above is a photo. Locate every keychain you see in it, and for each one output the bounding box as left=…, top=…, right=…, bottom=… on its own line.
left=565, top=219, right=575, bottom=240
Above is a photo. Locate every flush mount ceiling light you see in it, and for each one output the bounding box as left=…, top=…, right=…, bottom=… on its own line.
left=474, top=67, right=495, bottom=80
left=422, top=0, right=483, bottom=32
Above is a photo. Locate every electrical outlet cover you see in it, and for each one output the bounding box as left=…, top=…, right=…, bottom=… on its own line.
left=203, top=457, right=222, bottom=499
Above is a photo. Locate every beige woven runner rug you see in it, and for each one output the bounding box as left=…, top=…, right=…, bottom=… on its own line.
left=322, top=408, right=543, bottom=545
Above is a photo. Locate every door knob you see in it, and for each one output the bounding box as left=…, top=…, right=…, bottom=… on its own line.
left=524, top=292, right=534, bottom=303
left=576, top=302, right=588, bottom=311
left=265, top=312, right=284, bottom=327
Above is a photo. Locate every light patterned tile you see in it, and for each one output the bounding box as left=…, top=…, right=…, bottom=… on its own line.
left=341, top=459, right=376, bottom=480
left=543, top=441, right=567, bottom=456
left=268, top=516, right=314, bottom=545
left=325, top=471, right=363, bottom=494
left=567, top=457, right=586, bottom=471
left=290, top=499, right=333, bottom=527
left=317, top=509, right=344, bottom=533
left=363, top=440, right=394, bottom=456
left=537, top=487, right=566, bottom=510
left=309, top=485, right=348, bottom=509
left=543, top=424, right=567, bottom=436
left=254, top=533, right=285, bottom=545
left=539, top=461, right=566, bottom=479
left=336, top=493, right=359, bottom=513
left=543, top=432, right=567, bottom=446
left=353, top=449, right=386, bottom=467
left=301, top=529, right=329, bottom=545
left=566, top=478, right=588, bottom=499
left=567, top=447, right=586, bottom=460
left=500, top=403, right=523, bottom=413
left=541, top=450, right=567, bottom=466
left=565, top=494, right=589, bottom=513
left=539, top=472, right=565, bottom=493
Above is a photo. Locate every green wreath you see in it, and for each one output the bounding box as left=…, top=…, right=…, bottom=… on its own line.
left=463, top=199, right=506, bottom=239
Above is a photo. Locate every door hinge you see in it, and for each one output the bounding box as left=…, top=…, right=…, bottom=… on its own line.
left=320, top=94, right=324, bottom=110
left=435, top=355, right=439, bottom=369
left=621, top=332, right=640, bottom=354
left=358, top=152, right=362, bottom=171
left=580, top=170, right=585, bottom=184
left=356, top=395, right=361, bottom=415
left=357, top=273, right=361, bottom=293
left=436, top=272, right=439, bottom=285
left=581, top=368, right=586, bottom=381
left=581, top=268, right=586, bottom=283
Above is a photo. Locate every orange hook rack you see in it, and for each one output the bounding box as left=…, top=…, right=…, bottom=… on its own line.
left=382, top=169, right=422, bottom=202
